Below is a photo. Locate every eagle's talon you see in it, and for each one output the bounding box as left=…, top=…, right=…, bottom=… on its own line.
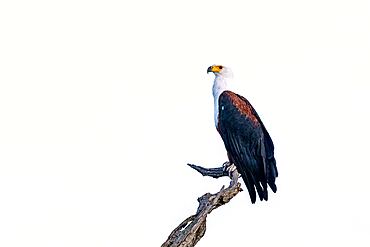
left=223, top=161, right=237, bottom=178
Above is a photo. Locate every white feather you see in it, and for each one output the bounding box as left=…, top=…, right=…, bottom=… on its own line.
left=211, top=66, right=234, bottom=127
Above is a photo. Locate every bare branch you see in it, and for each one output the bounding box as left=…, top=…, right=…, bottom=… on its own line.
left=187, top=164, right=229, bottom=178
left=161, top=163, right=242, bottom=247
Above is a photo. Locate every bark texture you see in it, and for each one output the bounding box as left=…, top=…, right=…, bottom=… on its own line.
left=161, top=163, right=242, bottom=247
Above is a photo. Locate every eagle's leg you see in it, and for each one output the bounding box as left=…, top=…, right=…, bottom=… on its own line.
left=222, top=161, right=237, bottom=178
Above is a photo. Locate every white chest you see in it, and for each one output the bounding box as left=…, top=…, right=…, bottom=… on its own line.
left=211, top=72, right=233, bottom=127
left=213, top=84, right=228, bottom=127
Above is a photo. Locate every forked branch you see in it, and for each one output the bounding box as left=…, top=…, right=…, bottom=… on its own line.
left=161, top=163, right=242, bottom=247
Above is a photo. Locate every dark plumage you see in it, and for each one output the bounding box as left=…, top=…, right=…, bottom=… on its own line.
left=217, top=91, right=278, bottom=203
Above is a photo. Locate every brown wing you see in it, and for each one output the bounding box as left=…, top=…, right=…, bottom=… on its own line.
left=217, top=91, right=278, bottom=203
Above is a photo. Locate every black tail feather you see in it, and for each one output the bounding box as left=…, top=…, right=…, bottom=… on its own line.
left=239, top=169, right=257, bottom=203
left=267, top=157, right=278, bottom=193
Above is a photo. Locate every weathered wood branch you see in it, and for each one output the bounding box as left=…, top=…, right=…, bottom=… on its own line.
left=187, top=164, right=229, bottom=178
left=161, top=163, right=242, bottom=247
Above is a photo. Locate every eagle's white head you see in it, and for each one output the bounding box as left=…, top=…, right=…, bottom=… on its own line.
left=207, top=65, right=234, bottom=126
left=207, top=65, right=234, bottom=79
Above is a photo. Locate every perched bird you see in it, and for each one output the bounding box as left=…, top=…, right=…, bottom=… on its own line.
left=207, top=65, right=278, bottom=203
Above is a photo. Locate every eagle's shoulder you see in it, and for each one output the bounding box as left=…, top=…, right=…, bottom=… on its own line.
left=219, top=90, right=260, bottom=126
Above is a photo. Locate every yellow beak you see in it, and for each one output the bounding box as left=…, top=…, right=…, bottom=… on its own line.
left=207, top=65, right=223, bottom=74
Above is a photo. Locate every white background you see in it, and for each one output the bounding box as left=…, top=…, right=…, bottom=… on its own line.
left=1, top=1, right=369, bottom=246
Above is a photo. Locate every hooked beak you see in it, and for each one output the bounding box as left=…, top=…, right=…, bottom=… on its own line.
left=207, top=65, right=223, bottom=74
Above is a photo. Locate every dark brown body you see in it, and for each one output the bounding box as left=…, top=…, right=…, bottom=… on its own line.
left=216, top=91, right=278, bottom=203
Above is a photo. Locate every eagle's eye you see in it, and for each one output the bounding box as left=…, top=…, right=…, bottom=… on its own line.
left=219, top=66, right=223, bottom=69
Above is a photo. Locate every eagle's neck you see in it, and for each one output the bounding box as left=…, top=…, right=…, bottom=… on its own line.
left=212, top=74, right=233, bottom=127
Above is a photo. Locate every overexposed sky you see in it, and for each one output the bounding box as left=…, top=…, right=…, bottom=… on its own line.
left=1, top=1, right=370, bottom=246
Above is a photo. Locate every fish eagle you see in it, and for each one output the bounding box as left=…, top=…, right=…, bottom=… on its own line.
left=207, top=65, right=278, bottom=203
